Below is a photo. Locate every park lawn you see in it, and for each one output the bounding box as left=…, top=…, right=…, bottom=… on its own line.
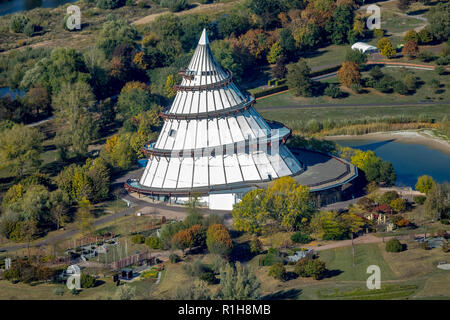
left=379, top=241, right=450, bottom=279
left=318, top=243, right=397, bottom=281
left=412, top=271, right=450, bottom=299
left=303, top=45, right=349, bottom=71
left=256, top=67, right=449, bottom=110
left=0, top=277, right=118, bottom=300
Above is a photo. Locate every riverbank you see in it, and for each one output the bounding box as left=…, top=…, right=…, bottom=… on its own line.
left=325, top=129, right=450, bottom=156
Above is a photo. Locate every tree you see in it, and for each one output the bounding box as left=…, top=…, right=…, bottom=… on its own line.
left=50, top=190, right=71, bottom=230
left=337, top=61, right=360, bottom=87
left=52, top=81, right=97, bottom=156
left=351, top=150, right=396, bottom=186
left=345, top=48, right=367, bottom=65
left=96, top=0, right=125, bottom=9
left=248, top=0, right=283, bottom=30
left=385, top=239, right=402, bottom=252
left=415, top=175, right=435, bottom=194
left=272, top=56, right=288, bottom=79
left=268, top=263, right=286, bottom=281
left=10, top=14, right=29, bottom=33
left=232, top=189, right=268, bottom=234
left=427, top=2, right=450, bottom=42
left=117, top=82, right=155, bottom=118
left=327, top=4, right=354, bottom=45
left=265, top=176, right=314, bottom=230
left=217, top=262, right=261, bottom=300
left=267, top=42, right=283, bottom=64
left=390, top=198, right=406, bottom=213
left=310, top=211, right=347, bottom=240
left=0, top=124, right=43, bottom=177
left=96, top=16, right=138, bottom=57
left=424, top=183, right=448, bottom=222
left=76, top=198, right=94, bottom=236
left=286, top=60, right=313, bottom=97
left=295, top=258, right=326, bottom=279
left=402, top=40, right=419, bottom=59
left=206, top=224, right=233, bottom=256
left=164, top=74, right=177, bottom=98
left=403, top=30, right=419, bottom=43
left=340, top=212, right=365, bottom=266
left=418, top=29, right=433, bottom=45
left=24, top=86, right=51, bottom=117
left=377, top=38, right=396, bottom=58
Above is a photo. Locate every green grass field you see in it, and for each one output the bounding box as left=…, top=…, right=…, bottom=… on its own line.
left=318, top=243, right=397, bottom=281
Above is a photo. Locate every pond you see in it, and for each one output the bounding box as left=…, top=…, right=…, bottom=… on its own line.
left=0, top=87, right=26, bottom=99
left=0, top=0, right=76, bottom=16
left=333, top=139, right=450, bottom=188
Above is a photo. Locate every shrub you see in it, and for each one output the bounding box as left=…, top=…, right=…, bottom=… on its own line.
left=435, top=66, right=446, bottom=76
left=199, top=270, right=216, bottom=284
left=417, top=51, right=435, bottom=62
left=206, top=224, right=233, bottom=256
left=379, top=191, right=399, bottom=205
left=23, top=22, right=37, bottom=37
left=53, top=287, right=65, bottom=296
left=385, top=239, right=403, bottom=252
left=260, top=248, right=283, bottom=266
left=413, top=195, right=426, bottom=205
left=10, top=14, right=29, bottom=33
left=290, top=232, right=312, bottom=244
left=324, top=84, right=342, bottom=98
left=358, top=197, right=375, bottom=209
left=250, top=237, right=263, bottom=254
left=145, top=236, right=162, bottom=249
left=373, top=28, right=384, bottom=38
left=390, top=198, right=406, bottom=213
left=80, top=274, right=96, bottom=288
left=169, top=253, right=180, bottom=263
left=393, top=81, right=409, bottom=95
left=96, top=0, right=125, bottom=9
left=294, top=258, right=326, bottom=280
left=268, top=263, right=286, bottom=281
left=131, top=234, right=145, bottom=244
left=160, top=0, right=188, bottom=12
left=440, top=219, right=449, bottom=225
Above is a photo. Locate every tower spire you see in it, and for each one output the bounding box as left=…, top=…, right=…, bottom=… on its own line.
left=198, top=28, right=209, bottom=45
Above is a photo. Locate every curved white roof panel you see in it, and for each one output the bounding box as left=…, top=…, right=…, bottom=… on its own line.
left=137, top=29, right=303, bottom=193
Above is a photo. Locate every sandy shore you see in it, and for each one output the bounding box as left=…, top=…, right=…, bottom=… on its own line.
left=324, top=130, right=450, bottom=155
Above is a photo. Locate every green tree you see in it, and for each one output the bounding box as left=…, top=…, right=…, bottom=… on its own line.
left=427, top=2, right=449, bottom=42
left=267, top=42, right=283, bottom=64
left=327, top=5, right=354, bottom=45
left=345, top=48, right=367, bottom=65
left=52, top=81, right=97, bottom=156
left=96, top=16, right=138, bottom=57
left=310, top=211, right=347, bottom=240
left=0, top=124, right=43, bottom=177
left=286, top=60, right=313, bottom=97
left=232, top=189, right=268, bottom=234
left=164, top=74, right=177, bottom=98
left=10, top=14, right=29, bottom=33
left=385, top=239, right=402, bottom=252
left=295, top=258, right=326, bottom=280
left=415, top=175, right=435, bottom=194
left=76, top=198, right=95, bottom=236
left=268, top=263, right=286, bottom=281
left=377, top=38, right=396, bottom=58
left=217, top=262, right=261, bottom=300
left=50, top=189, right=71, bottom=230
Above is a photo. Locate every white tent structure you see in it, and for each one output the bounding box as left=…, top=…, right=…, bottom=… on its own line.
left=126, top=29, right=303, bottom=210
left=351, top=42, right=378, bottom=54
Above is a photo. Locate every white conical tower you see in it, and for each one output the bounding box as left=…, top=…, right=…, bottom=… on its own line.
left=129, top=29, right=303, bottom=210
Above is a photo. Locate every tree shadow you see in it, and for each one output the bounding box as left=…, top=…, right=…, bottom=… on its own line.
left=284, top=271, right=298, bottom=281
left=322, top=269, right=343, bottom=279
left=262, top=288, right=303, bottom=300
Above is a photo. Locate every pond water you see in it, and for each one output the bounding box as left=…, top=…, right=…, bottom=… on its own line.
left=0, top=0, right=76, bottom=16
left=0, top=87, right=26, bottom=99
left=334, top=139, right=450, bottom=188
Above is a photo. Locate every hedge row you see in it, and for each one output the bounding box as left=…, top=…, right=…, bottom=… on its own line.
left=253, top=85, right=289, bottom=98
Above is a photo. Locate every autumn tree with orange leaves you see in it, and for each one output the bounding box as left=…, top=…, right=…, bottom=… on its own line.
left=206, top=224, right=233, bottom=256
left=337, top=61, right=361, bottom=87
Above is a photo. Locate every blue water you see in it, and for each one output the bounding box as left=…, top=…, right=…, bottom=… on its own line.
left=334, top=139, right=450, bottom=187
left=0, top=87, right=26, bottom=99
left=0, top=0, right=76, bottom=16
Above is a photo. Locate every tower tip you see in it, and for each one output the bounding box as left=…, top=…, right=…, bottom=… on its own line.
left=198, top=28, right=209, bottom=45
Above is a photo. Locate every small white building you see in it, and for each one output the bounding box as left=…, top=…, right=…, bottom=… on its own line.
left=351, top=42, right=378, bottom=54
